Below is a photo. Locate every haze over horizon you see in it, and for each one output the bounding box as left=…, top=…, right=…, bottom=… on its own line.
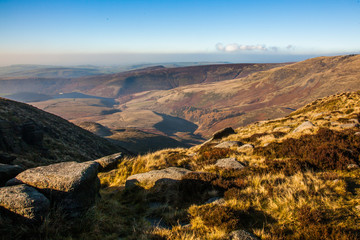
left=1, top=0, right=360, bottom=66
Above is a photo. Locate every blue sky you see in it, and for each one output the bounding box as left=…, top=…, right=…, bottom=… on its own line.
left=1, top=0, right=360, bottom=65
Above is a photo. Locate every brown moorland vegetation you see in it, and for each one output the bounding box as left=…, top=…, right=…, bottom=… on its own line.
left=3, top=91, right=359, bottom=239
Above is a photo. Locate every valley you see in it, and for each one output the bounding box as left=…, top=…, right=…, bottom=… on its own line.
left=4, top=54, right=358, bottom=154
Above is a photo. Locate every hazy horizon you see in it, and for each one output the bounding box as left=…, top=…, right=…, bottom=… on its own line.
left=2, top=51, right=360, bottom=67
left=1, top=0, right=360, bottom=66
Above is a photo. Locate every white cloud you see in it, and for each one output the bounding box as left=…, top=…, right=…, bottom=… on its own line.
left=225, top=43, right=240, bottom=52
left=216, top=43, right=294, bottom=52
left=216, top=43, right=268, bottom=52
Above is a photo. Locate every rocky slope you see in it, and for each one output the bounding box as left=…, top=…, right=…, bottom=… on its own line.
left=0, top=97, right=129, bottom=168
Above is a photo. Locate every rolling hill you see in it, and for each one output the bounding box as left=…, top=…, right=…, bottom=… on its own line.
left=115, top=54, right=360, bottom=136
left=4, top=55, right=360, bottom=152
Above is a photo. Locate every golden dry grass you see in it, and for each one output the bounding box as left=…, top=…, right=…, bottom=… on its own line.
left=3, top=91, right=360, bottom=240
left=97, top=91, right=360, bottom=239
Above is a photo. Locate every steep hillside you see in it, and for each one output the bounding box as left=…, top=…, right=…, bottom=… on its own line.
left=0, top=98, right=129, bottom=168
left=117, top=54, right=360, bottom=136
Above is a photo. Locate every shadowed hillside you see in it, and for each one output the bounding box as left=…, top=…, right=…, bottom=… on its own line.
left=0, top=98, right=129, bottom=168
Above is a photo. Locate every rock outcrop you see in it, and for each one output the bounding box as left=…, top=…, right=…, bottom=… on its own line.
left=229, top=230, right=260, bottom=240
left=214, top=141, right=243, bottom=148
left=125, top=167, right=191, bottom=189
left=94, top=152, right=122, bottom=172
left=211, top=127, right=236, bottom=140
left=0, top=184, right=50, bottom=222
left=238, top=144, right=254, bottom=151
left=15, top=161, right=100, bottom=217
left=293, top=121, right=315, bottom=133
left=215, top=158, right=245, bottom=170
left=0, top=163, right=24, bottom=186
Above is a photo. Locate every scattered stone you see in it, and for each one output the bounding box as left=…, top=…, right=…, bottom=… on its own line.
left=347, top=164, right=360, bottom=170
left=339, top=123, right=358, bottom=129
left=293, top=121, right=315, bottom=133
left=94, top=152, right=122, bottom=172
left=313, top=112, right=324, bottom=118
left=215, top=158, right=245, bottom=170
left=0, top=152, right=16, bottom=164
left=273, top=126, right=291, bottom=132
left=206, top=197, right=225, bottom=205
left=0, top=163, right=24, bottom=186
left=214, top=141, right=243, bottom=148
left=15, top=161, right=100, bottom=217
left=355, top=132, right=360, bottom=136
left=212, top=127, right=236, bottom=140
left=349, top=119, right=359, bottom=124
left=187, top=153, right=197, bottom=157
left=229, top=230, right=260, bottom=240
left=238, top=144, right=254, bottom=150
left=0, top=184, right=50, bottom=222
left=125, top=167, right=191, bottom=189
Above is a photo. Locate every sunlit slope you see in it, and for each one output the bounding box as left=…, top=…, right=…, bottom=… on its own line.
left=118, top=54, right=360, bottom=136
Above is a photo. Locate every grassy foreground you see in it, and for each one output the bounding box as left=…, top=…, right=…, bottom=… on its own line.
left=2, top=91, right=360, bottom=239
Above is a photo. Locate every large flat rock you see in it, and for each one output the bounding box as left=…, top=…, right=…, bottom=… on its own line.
left=15, top=161, right=98, bottom=192
left=215, top=158, right=245, bottom=170
left=125, top=167, right=191, bottom=188
left=14, top=161, right=100, bottom=217
left=0, top=184, right=50, bottom=222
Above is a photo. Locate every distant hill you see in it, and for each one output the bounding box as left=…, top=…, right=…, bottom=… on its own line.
left=28, top=55, right=360, bottom=147
left=117, top=54, right=360, bottom=136
left=0, top=98, right=129, bottom=168
left=70, top=63, right=289, bottom=98
left=4, top=92, right=52, bottom=102
left=0, top=63, right=287, bottom=97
